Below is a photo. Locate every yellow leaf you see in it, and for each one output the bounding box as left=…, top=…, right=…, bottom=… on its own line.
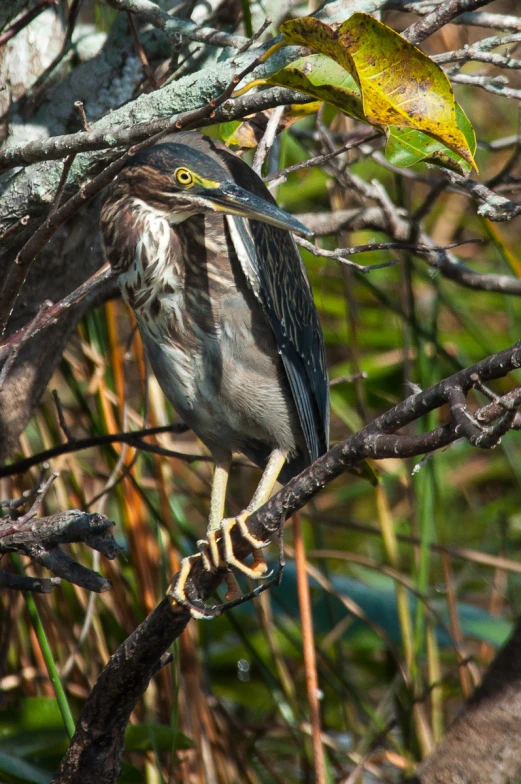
left=280, top=14, right=476, bottom=169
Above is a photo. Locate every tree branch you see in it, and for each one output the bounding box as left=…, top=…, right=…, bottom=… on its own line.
left=0, top=423, right=198, bottom=479
left=0, top=509, right=120, bottom=592
left=404, top=0, right=492, bottom=45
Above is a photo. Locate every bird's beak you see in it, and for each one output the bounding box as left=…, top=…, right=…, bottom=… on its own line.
left=204, top=182, right=313, bottom=237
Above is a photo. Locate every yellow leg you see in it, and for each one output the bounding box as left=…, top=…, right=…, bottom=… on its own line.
left=197, top=451, right=241, bottom=600
left=221, top=448, right=288, bottom=579
left=197, top=453, right=232, bottom=570
left=172, top=451, right=239, bottom=611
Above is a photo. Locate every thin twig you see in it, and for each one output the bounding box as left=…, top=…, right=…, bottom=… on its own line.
left=0, top=263, right=116, bottom=364
left=237, top=17, right=272, bottom=55
left=74, top=101, right=91, bottom=132
left=0, top=423, right=193, bottom=479
left=295, top=237, right=400, bottom=273
left=127, top=11, right=159, bottom=89
left=49, top=155, right=76, bottom=216
left=52, top=390, right=74, bottom=441
left=264, top=132, right=381, bottom=183
left=252, top=105, right=285, bottom=175
left=0, top=215, right=30, bottom=243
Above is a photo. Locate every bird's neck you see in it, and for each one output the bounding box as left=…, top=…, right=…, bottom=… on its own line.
left=101, top=196, right=178, bottom=275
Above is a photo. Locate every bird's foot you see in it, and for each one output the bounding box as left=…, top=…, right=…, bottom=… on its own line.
left=168, top=551, right=241, bottom=619
left=221, top=511, right=271, bottom=579
left=197, top=534, right=242, bottom=601
left=167, top=515, right=271, bottom=619
left=167, top=553, right=219, bottom=619
left=198, top=519, right=270, bottom=581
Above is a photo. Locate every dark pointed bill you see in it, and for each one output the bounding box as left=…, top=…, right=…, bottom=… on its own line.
left=204, top=182, right=313, bottom=237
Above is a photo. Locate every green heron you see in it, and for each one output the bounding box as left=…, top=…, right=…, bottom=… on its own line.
left=100, top=132, right=329, bottom=617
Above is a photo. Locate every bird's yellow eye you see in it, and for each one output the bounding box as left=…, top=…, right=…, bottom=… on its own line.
left=175, top=168, right=194, bottom=187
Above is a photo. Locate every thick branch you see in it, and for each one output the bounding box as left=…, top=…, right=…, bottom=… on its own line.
left=404, top=0, right=491, bottom=44
left=0, top=87, right=311, bottom=171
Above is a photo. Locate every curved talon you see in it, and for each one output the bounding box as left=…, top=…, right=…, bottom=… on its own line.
left=167, top=553, right=213, bottom=619
left=168, top=549, right=243, bottom=618
left=221, top=513, right=270, bottom=579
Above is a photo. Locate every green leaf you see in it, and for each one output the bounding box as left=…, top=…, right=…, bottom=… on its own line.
left=386, top=104, right=477, bottom=173
left=220, top=121, right=245, bottom=147
left=280, top=13, right=476, bottom=168
left=267, top=54, right=366, bottom=123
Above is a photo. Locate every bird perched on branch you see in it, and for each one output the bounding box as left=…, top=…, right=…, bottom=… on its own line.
left=100, top=132, right=329, bottom=617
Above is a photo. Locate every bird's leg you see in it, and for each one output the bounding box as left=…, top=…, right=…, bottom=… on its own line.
left=221, top=448, right=288, bottom=579
left=196, top=452, right=240, bottom=600
left=197, top=455, right=231, bottom=569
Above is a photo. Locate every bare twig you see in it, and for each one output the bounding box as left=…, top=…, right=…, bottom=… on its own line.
left=74, top=101, right=91, bottom=132
left=442, top=169, right=521, bottom=221
left=237, top=17, right=272, bottom=54
left=52, top=390, right=74, bottom=442
left=295, top=236, right=400, bottom=272
left=450, top=72, right=521, bottom=100
left=0, top=423, right=194, bottom=479
left=0, top=469, right=120, bottom=593
left=264, top=131, right=381, bottom=184
left=297, top=207, right=521, bottom=296
left=0, top=571, right=61, bottom=593
left=0, top=215, right=30, bottom=243
left=252, top=105, right=285, bottom=175
left=0, top=510, right=119, bottom=592
left=127, top=11, right=159, bottom=89
left=0, top=263, right=116, bottom=364
left=48, top=155, right=76, bottom=216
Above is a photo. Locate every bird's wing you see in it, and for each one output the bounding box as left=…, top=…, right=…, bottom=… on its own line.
left=226, top=214, right=329, bottom=463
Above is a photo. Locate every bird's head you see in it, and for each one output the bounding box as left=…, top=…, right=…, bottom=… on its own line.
left=111, top=133, right=312, bottom=237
